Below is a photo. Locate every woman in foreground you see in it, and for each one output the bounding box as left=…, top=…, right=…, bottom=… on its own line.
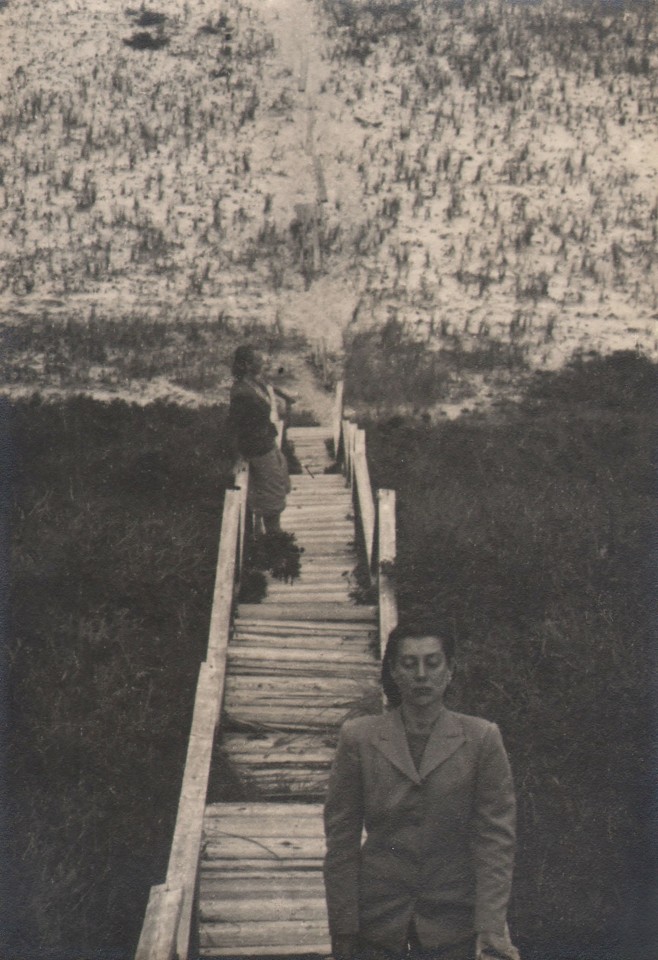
left=323, top=616, right=520, bottom=960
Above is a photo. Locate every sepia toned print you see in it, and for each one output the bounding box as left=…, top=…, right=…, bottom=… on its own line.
left=1, top=0, right=655, bottom=958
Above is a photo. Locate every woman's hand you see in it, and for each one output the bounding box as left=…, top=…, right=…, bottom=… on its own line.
left=476, top=928, right=520, bottom=959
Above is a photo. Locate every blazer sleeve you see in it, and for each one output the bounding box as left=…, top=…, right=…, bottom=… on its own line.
left=323, top=721, right=364, bottom=938
left=471, top=722, right=517, bottom=935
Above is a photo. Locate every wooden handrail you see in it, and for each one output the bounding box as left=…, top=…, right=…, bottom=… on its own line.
left=134, top=885, right=183, bottom=960
left=333, top=382, right=398, bottom=653
left=135, top=480, right=247, bottom=960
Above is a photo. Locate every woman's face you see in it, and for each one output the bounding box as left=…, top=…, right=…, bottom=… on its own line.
left=390, top=635, right=452, bottom=709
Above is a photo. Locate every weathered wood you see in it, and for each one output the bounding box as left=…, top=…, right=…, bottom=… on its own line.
left=218, top=751, right=333, bottom=768
left=199, top=918, right=330, bottom=949
left=232, top=636, right=373, bottom=653
left=199, top=877, right=327, bottom=899
left=289, top=473, right=345, bottom=482
left=237, top=603, right=376, bottom=621
left=353, top=429, right=376, bottom=572
left=207, top=490, right=241, bottom=662
left=205, top=858, right=325, bottom=873
left=228, top=645, right=376, bottom=665
left=200, top=896, right=327, bottom=923
left=219, top=736, right=334, bottom=758
left=200, top=941, right=330, bottom=957
left=225, top=672, right=372, bottom=688
left=203, top=834, right=325, bottom=860
left=166, top=662, right=222, bottom=958
left=345, top=421, right=358, bottom=488
left=223, top=707, right=359, bottom=728
left=134, top=884, right=183, bottom=960
left=233, top=617, right=376, bottom=633
left=264, top=593, right=353, bottom=605
left=287, top=427, right=331, bottom=438
left=333, top=381, right=344, bottom=461
left=378, top=488, right=398, bottom=662
left=233, top=460, right=249, bottom=579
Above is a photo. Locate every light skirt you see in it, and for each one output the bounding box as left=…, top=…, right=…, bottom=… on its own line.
left=248, top=447, right=290, bottom=515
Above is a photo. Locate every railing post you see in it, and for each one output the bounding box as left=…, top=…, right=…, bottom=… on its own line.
left=377, top=489, right=398, bottom=663
left=332, top=380, right=344, bottom=462
left=234, top=461, right=249, bottom=581
left=345, top=421, right=357, bottom=488
left=353, top=429, right=376, bottom=572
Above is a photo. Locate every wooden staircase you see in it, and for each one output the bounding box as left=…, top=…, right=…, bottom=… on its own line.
left=198, top=426, right=380, bottom=957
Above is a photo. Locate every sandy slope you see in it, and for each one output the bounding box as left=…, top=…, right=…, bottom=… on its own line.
left=0, top=0, right=656, bottom=417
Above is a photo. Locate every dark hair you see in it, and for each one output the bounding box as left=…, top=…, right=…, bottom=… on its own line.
left=232, top=344, right=256, bottom=379
left=381, top=615, right=457, bottom=706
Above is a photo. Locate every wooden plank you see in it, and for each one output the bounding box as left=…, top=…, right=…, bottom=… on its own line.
left=289, top=474, right=345, bottom=483
left=263, top=593, right=353, bottom=604
left=353, top=429, right=375, bottom=572
left=205, top=802, right=323, bottom=816
left=203, top=811, right=325, bottom=835
left=207, top=489, right=241, bottom=662
left=202, top=857, right=325, bottom=872
left=203, top=835, right=325, bottom=860
left=333, top=381, right=344, bottom=461
left=378, top=488, right=398, bottom=663
left=233, top=618, right=376, bottom=634
left=218, top=752, right=333, bottom=768
left=200, top=941, right=330, bottom=957
left=223, top=707, right=359, bottom=727
left=134, top=884, right=183, bottom=960
left=199, top=919, right=329, bottom=949
left=283, top=521, right=354, bottom=530
left=232, top=627, right=372, bottom=641
left=225, top=674, right=371, bottom=692
left=219, top=734, right=334, bottom=754
left=231, top=636, right=372, bottom=653
left=200, top=877, right=326, bottom=899
left=287, top=427, right=331, bottom=438
left=165, top=662, right=222, bottom=959
left=237, top=603, right=376, bottom=621
left=200, top=896, right=327, bottom=923
left=225, top=696, right=374, bottom=713
left=227, top=646, right=377, bottom=664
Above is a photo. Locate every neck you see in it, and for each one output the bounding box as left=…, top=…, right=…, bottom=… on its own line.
left=401, top=701, right=444, bottom=732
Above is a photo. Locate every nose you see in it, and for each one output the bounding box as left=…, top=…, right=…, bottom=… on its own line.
left=415, top=660, right=427, bottom=680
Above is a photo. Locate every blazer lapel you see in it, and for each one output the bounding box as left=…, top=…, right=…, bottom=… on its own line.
left=372, top=709, right=421, bottom=784
left=418, top=709, right=465, bottom=780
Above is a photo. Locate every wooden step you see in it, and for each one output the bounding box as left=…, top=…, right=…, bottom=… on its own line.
left=233, top=618, right=376, bottom=634
left=237, top=603, right=376, bottom=622
left=199, top=803, right=330, bottom=955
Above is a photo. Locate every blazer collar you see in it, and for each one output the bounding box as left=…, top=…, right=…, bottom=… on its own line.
left=373, top=708, right=465, bottom=783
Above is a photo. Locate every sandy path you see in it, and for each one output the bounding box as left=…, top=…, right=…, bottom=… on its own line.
left=249, top=0, right=362, bottom=352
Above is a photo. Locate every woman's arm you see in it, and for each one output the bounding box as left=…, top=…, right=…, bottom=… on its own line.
left=471, top=723, right=517, bottom=940
left=323, top=721, right=365, bottom=952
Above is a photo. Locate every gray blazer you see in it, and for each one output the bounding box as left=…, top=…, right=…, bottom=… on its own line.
left=323, top=707, right=516, bottom=953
